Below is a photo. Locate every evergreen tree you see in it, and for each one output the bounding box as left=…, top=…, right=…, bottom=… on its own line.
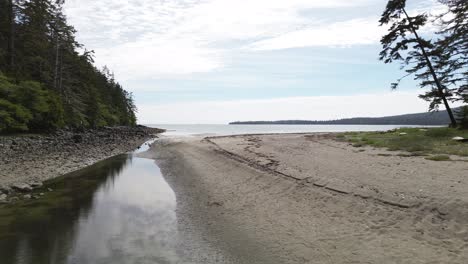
left=0, top=0, right=137, bottom=132
left=435, top=0, right=467, bottom=104
left=379, top=0, right=458, bottom=126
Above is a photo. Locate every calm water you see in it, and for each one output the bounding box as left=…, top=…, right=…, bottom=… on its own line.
left=0, top=149, right=181, bottom=264
left=149, top=124, right=430, bottom=137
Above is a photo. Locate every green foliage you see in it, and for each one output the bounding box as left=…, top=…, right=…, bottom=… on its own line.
left=425, top=155, right=452, bottom=161
left=0, top=98, right=32, bottom=132
left=457, top=106, right=468, bottom=129
left=0, top=0, right=137, bottom=133
left=343, top=128, right=468, bottom=157
left=0, top=73, right=64, bottom=132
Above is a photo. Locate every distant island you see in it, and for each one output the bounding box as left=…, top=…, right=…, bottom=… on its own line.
left=230, top=108, right=463, bottom=126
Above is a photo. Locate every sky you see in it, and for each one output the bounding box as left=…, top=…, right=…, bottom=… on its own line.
left=63, top=0, right=451, bottom=124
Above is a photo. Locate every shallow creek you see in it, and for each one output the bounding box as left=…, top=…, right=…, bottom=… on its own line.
left=0, top=140, right=186, bottom=263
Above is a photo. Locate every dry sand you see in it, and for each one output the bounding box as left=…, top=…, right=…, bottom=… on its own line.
left=141, top=133, right=468, bottom=264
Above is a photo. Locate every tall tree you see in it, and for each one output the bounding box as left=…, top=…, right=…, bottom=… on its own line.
left=0, top=0, right=138, bottom=132
left=435, top=0, right=467, bottom=104
left=379, top=0, right=458, bottom=127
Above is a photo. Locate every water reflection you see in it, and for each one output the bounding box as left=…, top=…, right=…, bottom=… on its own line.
left=0, top=154, right=178, bottom=264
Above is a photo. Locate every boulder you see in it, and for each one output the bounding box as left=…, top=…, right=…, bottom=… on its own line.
left=30, top=182, right=43, bottom=188
left=12, top=184, right=33, bottom=192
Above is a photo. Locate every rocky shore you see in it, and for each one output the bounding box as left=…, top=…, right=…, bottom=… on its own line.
left=0, top=126, right=164, bottom=202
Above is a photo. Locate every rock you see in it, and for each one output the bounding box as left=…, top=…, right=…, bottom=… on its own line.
left=0, top=194, right=7, bottom=202
left=452, top=136, right=466, bottom=141
left=23, top=194, right=32, bottom=199
left=30, top=182, right=43, bottom=188
left=208, top=201, right=223, bottom=207
left=39, top=193, right=44, bottom=196
left=0, top=186, right=9, bottom=194
left=72, top=134, right=83, bottom=143
left=399, top=132, right=408, bottom=135
left=12, top=184, right=33, bottom=192
left=47, top=188, right=53, bottom=192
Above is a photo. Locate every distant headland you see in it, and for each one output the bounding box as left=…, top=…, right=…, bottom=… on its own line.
left=229, top=108, right=463, bottom=126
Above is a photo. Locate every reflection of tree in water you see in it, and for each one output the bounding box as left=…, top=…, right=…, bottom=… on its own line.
left=0, top=154, right=132, bottom=264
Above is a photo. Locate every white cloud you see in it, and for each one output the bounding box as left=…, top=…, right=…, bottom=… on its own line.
left=249, top=18, right=384, bottom=51
left=63, top=0, right=445, bottom=81
left=137, top=91, right=450, bottom=124
left=64, top=0, right=378, bottom=80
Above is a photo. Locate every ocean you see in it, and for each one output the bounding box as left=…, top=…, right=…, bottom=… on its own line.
left=147, top=124, right=431, bottom=137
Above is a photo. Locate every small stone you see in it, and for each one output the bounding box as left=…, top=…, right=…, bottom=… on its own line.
left=30, top=182, right=43, bottom=188
left=12, top=184, right=33, bottom=192
left=39, top=193, right=44, bottom=196
left=208, top=201, right=223, bottom=207
left=399, top=132, right=407, bottom=135
left=47, top=188, right=53, bottom=192
left=23, top=194, right=32, bottom=199
left=0, top=194, right=7, bottom=201
left=452, top=136, right=465, bottom=141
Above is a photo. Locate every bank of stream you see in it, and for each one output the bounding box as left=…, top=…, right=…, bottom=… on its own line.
left=0, top=140, right=227, bottom=264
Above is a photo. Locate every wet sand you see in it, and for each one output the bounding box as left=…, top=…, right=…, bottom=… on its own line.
left=141, top=133, right=468, bottom=264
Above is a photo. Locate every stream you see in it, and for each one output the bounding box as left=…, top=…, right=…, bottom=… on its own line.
left=0, top=141, right=184, bottom=264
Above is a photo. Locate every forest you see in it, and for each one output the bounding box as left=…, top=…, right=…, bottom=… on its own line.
left=0, top=0, right=137, bottom=133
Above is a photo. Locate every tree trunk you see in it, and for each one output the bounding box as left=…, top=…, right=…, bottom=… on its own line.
left=54, top=34, right=60, bottom=90
left=7, top=0, right=15, bottom=71
left=403, top=9, right=458, bottom=127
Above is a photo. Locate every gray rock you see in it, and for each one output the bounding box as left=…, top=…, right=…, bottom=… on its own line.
left=23, top=194, right=32, bottom=199
left=30, top=182, right=43, bottom=188
left=12, top=184, right=33, bottom=192
left=0, top=194, right=7, bottom=201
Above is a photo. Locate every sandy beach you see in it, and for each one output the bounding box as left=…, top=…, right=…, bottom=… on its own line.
left=141, top=133, right=468, bottom=264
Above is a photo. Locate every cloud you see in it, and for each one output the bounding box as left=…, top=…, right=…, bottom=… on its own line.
left=64, top=0, right=377, bottom=80
left=248, top=18, right=384, bottom=51
left=136, top=91, right=447, bottom=124
left=64, top=0, right=444, bottom=82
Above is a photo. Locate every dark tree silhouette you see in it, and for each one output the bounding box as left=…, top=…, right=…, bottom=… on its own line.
left=434, top=0, right=467, bottom=104
left=0, top=0, right=137, bottom=132
left=379, top=0, right=458, bottom=127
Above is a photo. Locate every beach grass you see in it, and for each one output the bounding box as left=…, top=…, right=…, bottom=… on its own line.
left=342, top=127, right=468, bottom=157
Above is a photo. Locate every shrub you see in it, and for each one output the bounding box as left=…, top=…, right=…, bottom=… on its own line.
left=0, top=73, right=64, bottom=132
left=0, top=99, right=33, bottom=132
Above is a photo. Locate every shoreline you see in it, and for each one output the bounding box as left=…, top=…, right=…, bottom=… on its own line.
left=0, top=126, right=164, bottom=202
left=141, top=133, right=468, bottom=263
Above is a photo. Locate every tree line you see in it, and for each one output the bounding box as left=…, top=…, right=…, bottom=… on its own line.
left=380, top=0, right=467, bottom=128
left=0, top=0, right=137, bottom=133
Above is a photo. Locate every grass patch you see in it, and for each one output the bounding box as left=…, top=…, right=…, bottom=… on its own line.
left=377, top=153, right=392, bottom=157
left=341, top=127, right=468, bottom=157
left=425, top=155, right=451, bottom=161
